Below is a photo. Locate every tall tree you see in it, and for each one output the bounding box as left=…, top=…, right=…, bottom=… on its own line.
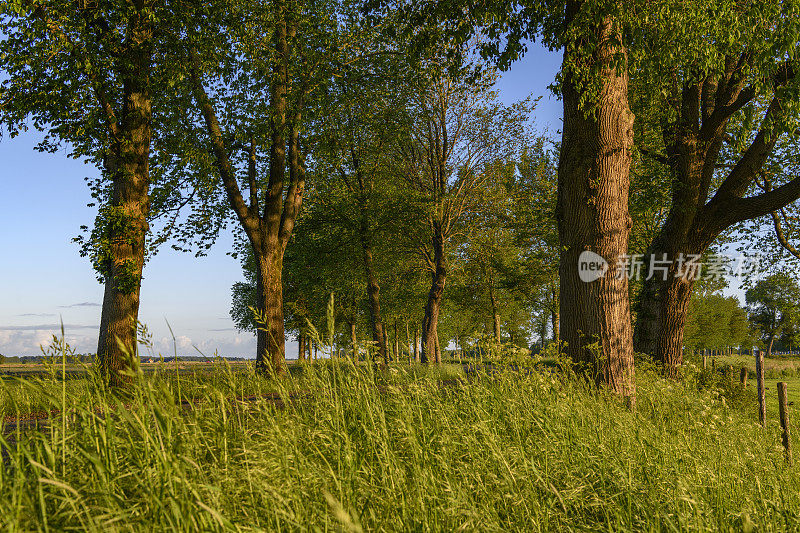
left=631, top=2, right=800, bottom=372
left=310, top=26, right=414, bottom=362
left=0, top=0, right=169, bottom=386
left=376, top=0, right=639, bottom=398
left=553, top=1, right=636, bottom=397
left=391, top=66, right=530, bottom=362
left=185, top=0, right=337, bottom=372
left=747, top=272, right=800, bottom=358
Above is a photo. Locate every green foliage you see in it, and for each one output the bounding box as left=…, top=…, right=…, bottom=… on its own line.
left=747, top=272, right=800, bottom=351
left=684, top=290, right=753, bottom=352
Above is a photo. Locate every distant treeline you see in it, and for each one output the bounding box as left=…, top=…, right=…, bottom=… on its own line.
left=0, top=355, right=249, bottom=364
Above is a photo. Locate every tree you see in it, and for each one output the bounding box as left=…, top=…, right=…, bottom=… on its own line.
left=226, top=8, right=426, bottom=364
left=684, top=292, right=751, bottom=354
left=507, top=137, right=561, bottom=344
left=746, top=272, right=800, bottom=358
left=390, top=65, right=530, bottom=363
left=555, top=1, right=636, bottom=397
left=184, top=0, right=340, bottom=372
left=450, top=136, right=560, bottom=351
left=0, top=0, right=172, bottom=386
left=631, top=2, right=800, bottom=373
left=309, top=28, right=415, bottom=363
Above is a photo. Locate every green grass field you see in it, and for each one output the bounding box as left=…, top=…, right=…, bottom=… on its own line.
left=1, top=359, right=799, bottom=531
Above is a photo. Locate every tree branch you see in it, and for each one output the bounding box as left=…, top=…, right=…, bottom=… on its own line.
left=187, top=50, right=259, bottom=241
left=771, top=208, right=800, bottom=260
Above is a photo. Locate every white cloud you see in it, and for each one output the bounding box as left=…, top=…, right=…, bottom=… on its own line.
left=0, top=328, right=96, bottom=356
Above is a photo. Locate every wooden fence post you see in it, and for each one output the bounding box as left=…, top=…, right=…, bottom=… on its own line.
left=756, top=346, right=766, bottom=427
left=702, top=348, right=707, bottom=370
left=739, top=367, right=748, bottom=388
left=778, top=381, right=792, bottom=465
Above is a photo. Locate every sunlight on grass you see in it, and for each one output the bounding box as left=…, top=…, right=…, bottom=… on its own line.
left=0, top=360, right=798, bottom=531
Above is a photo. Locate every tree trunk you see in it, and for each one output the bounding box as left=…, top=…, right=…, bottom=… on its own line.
left=633, top=224, right=718, bottom=373
left=298, top=333, right=306, bottom=361
left=489, top=281, right=501, bottom=343
left=405, top=321, right=411, bottom=364
left=413, top=325, right=420, bottom=363
left=394, top=319, right=400, bottom=361
left=557, top=3, right=636, bottom=401
left=188, top=0, right=304, bottom=375
left=350, top=321, right=358, bottom=360
left=638, top=267, right=696, bottom=376
left=97, top=24, right=153, bottom=388
left=421, top=222, right=446, bottom=363
left=385, top=326, right=392, bottom=361
left=254, top=247, right=285, bottom=373
left=361, top=241, right=388, bottom=363
left=535, top=318, right=543, bottom=348
left=551, top=310, right=559, bottom=344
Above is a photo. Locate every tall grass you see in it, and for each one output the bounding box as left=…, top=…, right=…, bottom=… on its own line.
left=0, top=359, right=798, bottom=531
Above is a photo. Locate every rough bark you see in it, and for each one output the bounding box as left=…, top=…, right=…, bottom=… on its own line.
left=421, top=222, right=446, bottom=363
left=551, top=310, right=559, bottom=344
left=557, top=3, right=636, bottom=400
left=255, top=247, right=286, bottom=371
left=96, top=13, right=152, bottom=388
left=635, top=244, right=705, bottom=375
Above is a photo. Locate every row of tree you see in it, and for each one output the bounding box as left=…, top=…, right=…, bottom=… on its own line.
left=683, top=272, right=800, bottom=359
left=3, top=0, right=800, bottom=398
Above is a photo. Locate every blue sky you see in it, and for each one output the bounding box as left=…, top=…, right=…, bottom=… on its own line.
left=0, top=45, right=564, bottom=358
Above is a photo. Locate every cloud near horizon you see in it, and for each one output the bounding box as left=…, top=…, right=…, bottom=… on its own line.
left=58, top=302, right=101, bottom=308
left=0, top=324, right=98, bottom=331
left=0, top=329, right=96, bottom=356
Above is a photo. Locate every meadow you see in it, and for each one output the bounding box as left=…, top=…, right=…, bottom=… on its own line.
left=1, top=356, right=799, bottom=531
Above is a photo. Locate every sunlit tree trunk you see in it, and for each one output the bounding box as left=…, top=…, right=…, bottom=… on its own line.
left=558, top=2, right=636, bottom=401
left=361, top=237, right=388, bottom=363
left=489, top=280, right=501, bottom=343
left=350, top=321, right=358, bottom=359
